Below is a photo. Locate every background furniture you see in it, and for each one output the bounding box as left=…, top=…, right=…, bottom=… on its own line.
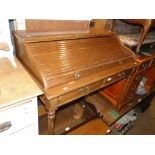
left=112, top=19, right=155, bottom=55
left=98, top=19, right=155, bottom=112
left=0, top=57, right=42, bottom=135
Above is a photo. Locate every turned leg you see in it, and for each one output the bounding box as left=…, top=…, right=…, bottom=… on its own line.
left=47, top=110, right=56, bottom=135
left=39, top=95, right=58, bottom=135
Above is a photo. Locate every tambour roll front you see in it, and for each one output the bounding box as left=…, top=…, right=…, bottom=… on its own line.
left=13, top=29, right=137, bottom=134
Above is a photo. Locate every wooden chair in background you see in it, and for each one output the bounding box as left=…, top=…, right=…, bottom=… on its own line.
left=122, top=19, right=154, bottom=54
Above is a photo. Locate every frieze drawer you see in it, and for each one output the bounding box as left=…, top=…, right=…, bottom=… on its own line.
left=58, top=68, right=134, bottom=106
left=58, top=81, right=102, bottom=105
left=104, top=68, right=134, bottom=85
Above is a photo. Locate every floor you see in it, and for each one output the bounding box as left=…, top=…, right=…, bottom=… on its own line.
left=127, top=97, right=155, bottom=135
left=39, top=96, right=155, bottom=135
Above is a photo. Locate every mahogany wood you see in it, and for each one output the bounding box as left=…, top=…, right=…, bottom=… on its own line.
left=100, top=79, right=127, bottom=109
left=100, top=53, right=155, bottom=111
left=85, top=91, right=154, bottom=126
left=145, top=66, right=155, bottom=92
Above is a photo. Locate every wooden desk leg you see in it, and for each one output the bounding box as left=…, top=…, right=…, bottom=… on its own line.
left=48, top=110, right=56, bottom=135
left=39, top=95, right=58, bottom=135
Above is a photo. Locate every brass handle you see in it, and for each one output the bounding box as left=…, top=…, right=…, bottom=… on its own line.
left=79, top=87, right=86, bottom=94
left=0, top=121, right=12, bottom=133
left=79, top=86, right=90, bottom=94
left=74, top=72, right=80, bottom=80
left=118, top=72, right=125, bottom=78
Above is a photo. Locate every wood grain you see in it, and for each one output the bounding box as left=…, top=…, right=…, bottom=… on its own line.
left=99, top=53, right=155, bottom=111
left=14, top=29, right=135, bottom=89
left=25, top=20, right=89, bottom=32
left=68, top=118, right=110, bottom=135
left=13, top=28, right=137, bottom=134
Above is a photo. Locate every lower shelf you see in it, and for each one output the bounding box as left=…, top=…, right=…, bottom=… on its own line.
left=85, top=92, right=141, bottom=125
left=67, top=118, right=110, bottom=135
left=85, top=93, right=120, bottom=125
left=39, top=89, right=155, bottom=135
left=39, top=99, right=98, bottom=135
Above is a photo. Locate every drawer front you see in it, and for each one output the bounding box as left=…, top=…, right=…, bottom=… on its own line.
left=0, top=97, right=38, bottom=135
left=58, top=68, right=135, bottom=106
left=58, top=81, right=102, bottom=105
left=104, top=68, right=134, bottom=86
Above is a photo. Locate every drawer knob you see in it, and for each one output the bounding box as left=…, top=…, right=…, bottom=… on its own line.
left=79, top=86, right=90, bottom=94
left=74, top=72, right=80, bottom=80
left=107, top=77, right=112, bottom=82
left=79, top=87, right=86, bottom=94
left=118, top=72, right=125, bottom=78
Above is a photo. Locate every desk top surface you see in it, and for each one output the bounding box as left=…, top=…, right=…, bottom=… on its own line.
left=0, top=57, right=43, bottom=108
